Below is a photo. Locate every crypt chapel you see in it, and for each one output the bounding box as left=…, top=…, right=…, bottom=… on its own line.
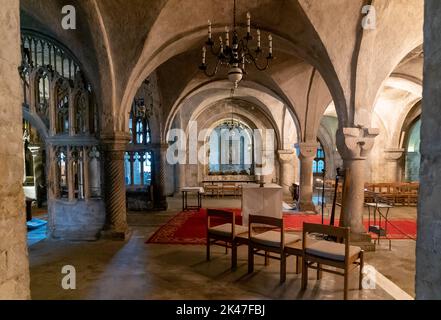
left=1, top=0, right=441, bottom=300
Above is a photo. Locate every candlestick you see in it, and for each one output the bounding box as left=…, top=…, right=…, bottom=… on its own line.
left=225, top=26, right=230, bottom=47
left=247, top=12, right=251, bottom=34
left=219, top=36, right=224, bottom=53
left=202, top=46, right=206, bottom=64
left=268, top=34, right=273, bottom=55
left=208, top=20, right=212, bottom=39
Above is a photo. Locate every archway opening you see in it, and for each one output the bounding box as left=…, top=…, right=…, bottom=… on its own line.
left=405, top=117, right=421, bottom=182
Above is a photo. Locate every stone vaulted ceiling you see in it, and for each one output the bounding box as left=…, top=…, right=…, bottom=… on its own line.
left=20, top=0, right=423, bottom=140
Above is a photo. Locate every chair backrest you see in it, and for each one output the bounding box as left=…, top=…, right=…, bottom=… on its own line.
left=207, top=209, right=235, bottom=239
left=302, top=223, right=350, bottom=262
left=249, top=214, right=284, bottom=229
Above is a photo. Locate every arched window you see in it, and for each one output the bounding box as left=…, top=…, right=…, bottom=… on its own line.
left=313, top=141, right=326, bottom=174
left=125, top=98, right=153, bottom=186
left=129, top=98, right=151, bottom=144
left=208, top=123, right=253, bottom=175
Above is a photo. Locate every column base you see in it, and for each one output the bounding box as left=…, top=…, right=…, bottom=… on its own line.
left=350, top=232, right=375, bottom=252
left=100, top=227, right=132, bottom=241
left=154, top=196, right=168, bottom=211
left=299, top=201, right=317, bottom=213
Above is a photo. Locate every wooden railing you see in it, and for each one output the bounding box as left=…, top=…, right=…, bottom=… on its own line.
left=321, top=180, right=419, bottom=206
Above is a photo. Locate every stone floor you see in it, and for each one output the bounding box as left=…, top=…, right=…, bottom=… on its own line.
left=27, top=196, right=416, bottom=300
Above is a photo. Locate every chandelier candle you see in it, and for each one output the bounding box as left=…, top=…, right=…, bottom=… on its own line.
left=225, top=27, right=230, bottom=47
left=269, top=35, right=273, bottom=55
left=257, top=29, right=261, bottom=48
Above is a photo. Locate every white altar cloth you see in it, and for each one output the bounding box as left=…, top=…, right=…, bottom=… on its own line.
left=241, top=183, right=283, bottom=225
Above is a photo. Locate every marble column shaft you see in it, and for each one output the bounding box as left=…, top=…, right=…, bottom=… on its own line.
left=298, top=142, right=319, bottom=211
left=336, top=127, right=379, bottom=237
left=278, top=149, right=296, bottom=199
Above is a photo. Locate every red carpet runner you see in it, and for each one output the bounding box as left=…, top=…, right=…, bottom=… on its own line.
left=146, top=208, right=417, bottom=245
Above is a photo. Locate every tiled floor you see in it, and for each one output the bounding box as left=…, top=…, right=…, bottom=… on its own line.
left=27, top=196, right=416, bottom=300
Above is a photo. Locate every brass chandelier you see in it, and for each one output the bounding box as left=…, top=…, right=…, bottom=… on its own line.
left=199, top=0, right=274, bottom=89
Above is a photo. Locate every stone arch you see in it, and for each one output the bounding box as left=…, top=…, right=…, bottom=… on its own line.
left=118, top=0, right=349, bottom=131
left=164, top=80, right=299, bottom=147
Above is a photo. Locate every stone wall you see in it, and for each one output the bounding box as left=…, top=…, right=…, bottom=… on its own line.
left=48, top=199, right=106, bottom=240
left=0, top=0, right=30, bottom=299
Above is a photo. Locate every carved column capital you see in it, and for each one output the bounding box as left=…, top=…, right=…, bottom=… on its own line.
left=336, top=127, right=379, bottom=160
left=277, top=149, right=295, bottom=163
left=101, top=131, right=131, bottom=152
left=28, top=145, right=42, bottom=157
left=384, top=148, right=405, bottom=161
left=298, top=142, right=319, bottom=160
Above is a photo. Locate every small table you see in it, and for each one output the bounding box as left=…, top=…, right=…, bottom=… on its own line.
left=366, top=202, right=393, bottom=250
left=182, top=187, right=204, bottom=211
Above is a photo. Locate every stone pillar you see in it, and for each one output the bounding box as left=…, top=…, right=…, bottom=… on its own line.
left=154, top=143, right=168, bottom=210
left=336, top=127, right=379, bottom=242
left=384, top=148, right=405, bottom=182
left=0, top=0, right=31, bottom=299
left=101, top=133, right=130, bottom=239
left=178, top=164, right=186, bottom=191
left=278, top=150, right=296, bottom=199
left=83, top=146, right=90, bottom=200
left=67, top=147, right=75, bottom=201
left=416, top=0, right=441, bottom=299
left=29, top=145, right=44, bottom=205
left=298, top=142, right=319, bottom=211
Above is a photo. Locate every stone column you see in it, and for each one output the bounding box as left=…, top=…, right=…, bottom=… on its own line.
left=82, top=146, right=90, bottom=200
left=178, top=164, right=186, bottom=191
left=154, top=143, right=168, bottom=210
left=0, top=0, right=31, bottom=299
left=101, top=133, right=130, bottom=239
left=298, top=142, right=319, bottom=211
left=278, top=150, right=296, bottom=199
left=29, top=145, right=44, bottom=205
left=416, top=0, right=441, bottom=299
left=67, top=147, right=75, bottom=201
left=384, top=148, right=405, bottom=182
left=336, top=127, right=379, bottom=242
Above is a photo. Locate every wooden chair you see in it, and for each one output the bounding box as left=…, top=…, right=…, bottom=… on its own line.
left=284, top=241, right=304, bottom=275
left=206, top=209, right=248, bottom=269
left=248, top=215, right=301, bottom=283
left=301, top=223, right=364, bottom=300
